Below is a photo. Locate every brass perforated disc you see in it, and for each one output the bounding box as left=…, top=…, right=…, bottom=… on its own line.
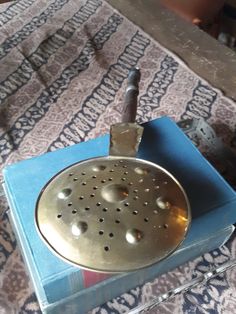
left=36, top=156, right=190, bottom=273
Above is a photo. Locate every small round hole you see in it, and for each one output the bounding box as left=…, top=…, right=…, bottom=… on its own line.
left=144, top=188, right=150, bottom=192
left=68, top=203, right=72, bottom=207
left=119, top=160, right=123, bottom=163
left=93, top=186, right=98, bottom=190
left=103, top=208, right=108, bottom=212
left=143, top=202, right=148, bottom=206
left=79, top=196, right=84, bottom=200
left=90, top=194, right=95, bottom=197
left=153, top=209, right=158, bottom=214
left=69, top=173, right=73, bottom=176
left=110, top=169, right=114, bottom=172
left=115, top=219, right=120, bottom=224
left=82, top=172, right=86, bottom=175
left=133, top=210, right=138, bottom=215
left=82, top=182, right=87, bottom=186
left=123, top=165, right=127, bottom=168
left=72, top=209, right=77, bottom=214
left=139, top=179, right=143, bottom=183
left=114, top=164, right=118, bottom=167
left=128, top=182, right=133, bottom=186
left=133, top=189, right=138, bottom=193
left=144, top=218, right=149, bottom=222
left=73, top=178, right=78, bottom=181
left=133, top=196, right=139, bottom=200
left=101, top=179, right=106, bottom=183
left=96, top=202, right=101, bottom=206
left=104, top=246, right=110, bottom=251
left=108, top=178, right=113, bottom=181
left=121, top=177, right=126, bottom=181
left=99, top=218, right=104, bottom=222
left=124, top=202, right=129, bottom=207
left=92, top=175, right=97, bottom=179
left=85, top=207, right=90, bottom=211
left=109, top=233, right=114, bottom=238
left=99, top=230, right=104, bottom=235
left=163, top=224, right=168, bottom=229
left=124, top=171, right=128, bottom=175
left=57, top=214, right=62, bottom=218
left=116, top=208, right=121, bottom=212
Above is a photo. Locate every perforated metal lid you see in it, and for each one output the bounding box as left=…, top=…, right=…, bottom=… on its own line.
left=36, top=156, right=190, bottom=273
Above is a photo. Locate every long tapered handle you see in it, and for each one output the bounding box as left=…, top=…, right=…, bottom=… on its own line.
left=110, top=67, right=143, bottom=157
left=122, top=67, right=141, bottom=123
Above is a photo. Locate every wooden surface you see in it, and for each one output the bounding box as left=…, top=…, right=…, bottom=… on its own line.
left=0, top=0, right=13, bottom=4
left=106, top=0, right=236, bottom=101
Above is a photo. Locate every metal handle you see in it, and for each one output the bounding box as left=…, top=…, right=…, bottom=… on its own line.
left=122, top=67, right=141, bottom=123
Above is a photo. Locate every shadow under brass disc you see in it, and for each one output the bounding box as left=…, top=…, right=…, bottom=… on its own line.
left=36, top=156, right=190, bottom=273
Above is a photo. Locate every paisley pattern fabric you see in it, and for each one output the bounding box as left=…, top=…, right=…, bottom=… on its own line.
left=0, top=0, right=236, bottom=313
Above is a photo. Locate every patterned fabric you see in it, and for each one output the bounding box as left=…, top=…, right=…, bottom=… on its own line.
left=0, top=0, right=236, bottom=313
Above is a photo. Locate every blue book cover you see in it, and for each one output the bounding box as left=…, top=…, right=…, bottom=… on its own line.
left=3, top=117, right=236, bottom=313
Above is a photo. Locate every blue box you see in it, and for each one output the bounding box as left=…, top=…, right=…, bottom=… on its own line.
left=3, top=117, right=236, bottom=313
